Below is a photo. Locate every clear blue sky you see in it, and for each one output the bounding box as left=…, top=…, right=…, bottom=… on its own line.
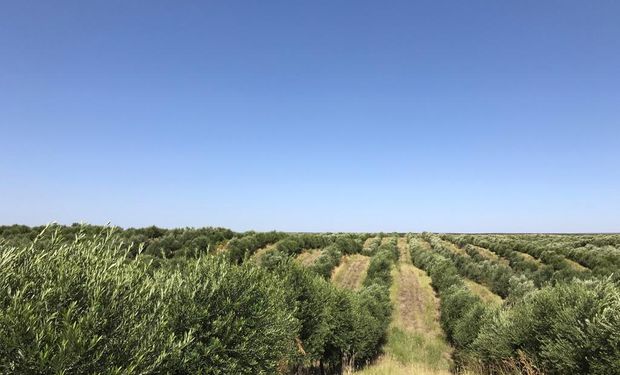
left=1, top=1, right=619, bottom=232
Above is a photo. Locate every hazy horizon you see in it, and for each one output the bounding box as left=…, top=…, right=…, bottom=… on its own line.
left=2, top=1, right=619, bottom=232
left=4, top=222, right=620, bottom=236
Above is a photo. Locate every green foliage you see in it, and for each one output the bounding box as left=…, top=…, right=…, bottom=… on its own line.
left=446, top=233, right=598, bottom=287
left=271, top=260, right=391, bottom=373
left=352, top=284, right=392, bottom=363
left=323, top=288, right=357, bottom=367
left=349, top=239, right=396, bottom=366
left=361, top=236, right=382, bottom=256
left=363, top=238, right=398, bottom=288
left=226, top=231, right=287, bottom=264
left=472, top=279, right=620, bottom=375
left=277, top=263, right=332, bottom=366
left=165, top=258, right=297, bottom=374
left=425, top=234, right=515, bottom=298
left=410, top=235, right=620, bottom=374
left=363, top=250, right=394, bottom=287
left=275, top=234, right=333, bottom=257
left=3, top=227, right=619, bottom=374
left=0, top=229, right=186, bottom=374
left=0, top=228, right=296, bottom=374
left=334, top=235, right=364, bottom=255
left=310, top=245, right=343, bottom=279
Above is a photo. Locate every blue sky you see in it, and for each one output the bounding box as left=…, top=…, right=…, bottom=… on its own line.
left=1, top=1, right=619, bottom=232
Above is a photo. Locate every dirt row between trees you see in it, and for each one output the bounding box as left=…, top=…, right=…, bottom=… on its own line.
left=356, top=238, right=452, bottom=375
left=517, top=251, right=543, bottom=267
left=564, top=257, right=589, bottom=272
left=394, top=263, right=440, bottom=336
left=464, top=279, right=503, bottom=305
left=250, top=244, right=275, bottom=263
left=295, top=249, right=323, bottom=266
left=331, top=254, right=370, bottom=290
left=437, top=238, right=470, bottom=257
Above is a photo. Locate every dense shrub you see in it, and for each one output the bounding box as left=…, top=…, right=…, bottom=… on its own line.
left=0, top=230, right=185, bottom=374
left=310, top=245, right=343, bottom=279
left=565, top=244, right=620, bottom=279
left=274, top=237, right=306, bottom=256
left=361, top=236, right=382, bottom=256
left=363, top=237, right=398, bottom=288
left=271, top=260, right=391, bottom=373
left=333, top=235, right=363, bottom=255
left=0, top=224, right=236, bottom=259
left=268, top=235, right=394, bottom=371
left=351, top=284, right=392, bottom=363
left=0, top=229, right=297, bottom=374
left=363, top=250, right=394, bottom=287
left=275, top=234, right=334, bottom=257
left=472, top=278, right=620, bottom=374
left=165, top=258, right=297, bottom=374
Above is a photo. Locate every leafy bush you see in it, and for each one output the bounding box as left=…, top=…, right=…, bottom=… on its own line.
left=361, top=236, right=382, bottom=256
left=271, top=260, right=391, bottom=373
left=227, top=231, right=287, bottom=264
left=0, top=229, right=296, bottom=374
left=363, top=250, right=394, bottom=288
left=362, top=237, right=398, bottom=289
left=472, top=279, right=620, bottom=375
left=0, top=229, right=186, bottom=374
left=309, top=245, right=343, bottom=279
left=165, top=257, right=297, bottom=374
left=352, top=284, right=392, bottom=363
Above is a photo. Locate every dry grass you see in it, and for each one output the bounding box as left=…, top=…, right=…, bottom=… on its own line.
left=251, top=245, right=276, bottom=263
left=414, top=237, right=433, bottom=251
left=394, top=265, right=442, bottom=336
left=464, top=279, right=503, bottom=305
left=460, top=350, right=542, bottom=375
left=332, top=254, right=370, bottom=290
left=515, top=251, right=542, bottom=267
left=394, top=239, right=442, bottom=336
left=564, top=258, right=589, bottom=272
left=420, top=238, right=432, bottom=250
left=295, top=249, right=323, bottom=267
left=355, top=355, right=451, bottom=375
